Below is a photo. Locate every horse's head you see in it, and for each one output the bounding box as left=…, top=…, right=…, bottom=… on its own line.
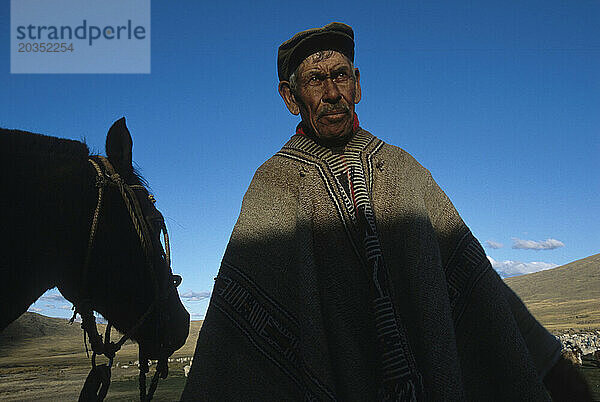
left=78, top=117, right=189, bottom=360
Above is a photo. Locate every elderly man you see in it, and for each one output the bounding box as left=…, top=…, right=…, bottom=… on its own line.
left=182, top=23, right=591, bottom=401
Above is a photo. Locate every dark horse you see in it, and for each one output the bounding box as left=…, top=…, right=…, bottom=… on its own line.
left=0, top=118, right=190, bottom=400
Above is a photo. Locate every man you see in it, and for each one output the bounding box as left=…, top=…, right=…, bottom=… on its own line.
left=182, top=23, right=592, bottom=401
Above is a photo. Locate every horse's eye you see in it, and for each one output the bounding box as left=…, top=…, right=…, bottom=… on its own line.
left=172, top=275, right=182, bottom=287
left=146, top=215, right=163, bottom=231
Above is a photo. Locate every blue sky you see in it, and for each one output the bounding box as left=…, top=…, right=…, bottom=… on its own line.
left=2, top=0, right=598, bottom=321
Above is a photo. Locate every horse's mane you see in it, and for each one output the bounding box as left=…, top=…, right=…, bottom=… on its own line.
left=2, top=128, right=149, bottom=187
left=1, top=128, right=90, bottom=159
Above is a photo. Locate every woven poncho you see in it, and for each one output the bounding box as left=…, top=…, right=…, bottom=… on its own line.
left=181, top=128, right=561, bottom=401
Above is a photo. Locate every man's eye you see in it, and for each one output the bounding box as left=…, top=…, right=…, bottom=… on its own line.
left=334, top=72, right=349, bottom=82
left=306, top=76, right=322, bottom=86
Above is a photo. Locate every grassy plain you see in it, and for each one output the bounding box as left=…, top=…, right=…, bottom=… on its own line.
left=0, top=315, right=202, bottom=401
left=504, top=253, right=600, bottom=332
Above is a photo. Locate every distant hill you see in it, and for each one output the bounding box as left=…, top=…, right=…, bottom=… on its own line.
left=0, top=312, right=80, bottom=341
left=504, top=253, right=600, bottom=332
left=0, top=311, right=203, bottom=360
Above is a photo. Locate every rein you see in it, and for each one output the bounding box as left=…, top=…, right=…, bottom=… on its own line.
left=70, top=155, right=176, bottom=401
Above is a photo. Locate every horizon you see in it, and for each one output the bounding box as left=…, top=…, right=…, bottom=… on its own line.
left=15, top=249, right=600, bottom=325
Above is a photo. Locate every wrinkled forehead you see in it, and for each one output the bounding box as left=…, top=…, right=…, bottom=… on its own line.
left=297, top=50, right=352, bottom=74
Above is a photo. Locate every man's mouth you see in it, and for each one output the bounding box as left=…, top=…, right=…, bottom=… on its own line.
left=319, top=112, right=348, bottom=125
left=319, top=109, right=349, bottom=121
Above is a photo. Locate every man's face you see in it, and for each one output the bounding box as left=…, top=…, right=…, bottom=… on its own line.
left=280, top=50, right=361, bottom=141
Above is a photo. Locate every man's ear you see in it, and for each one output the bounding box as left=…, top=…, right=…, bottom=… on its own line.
left=278, top=81, right=300, bottom=115
left=353, top=68, right=362, bottom=104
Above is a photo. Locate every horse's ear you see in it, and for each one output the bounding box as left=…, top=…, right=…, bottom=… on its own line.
left=106, top=117, right=133, bottom=173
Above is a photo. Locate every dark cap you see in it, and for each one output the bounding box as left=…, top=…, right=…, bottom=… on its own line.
left=277, top=22, right=354, bottom=82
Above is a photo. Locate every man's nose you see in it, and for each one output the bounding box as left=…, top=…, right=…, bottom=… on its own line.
left=322, top=78, right=342, bottom=103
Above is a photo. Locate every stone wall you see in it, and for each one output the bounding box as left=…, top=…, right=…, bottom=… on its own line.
left=555, top=331, right=600, bottom=355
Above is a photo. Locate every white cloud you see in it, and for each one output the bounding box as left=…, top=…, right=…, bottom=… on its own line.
left=511, top=238, right=565, bottom=250
left=485, top=240, right=504, bottom=249
left=487, top=256, right=558, bottom=278
left=191, top=313, right=205, bottom=320
left=60, top=305, right=73, bottom=310
left=181, top=290, right=211, bottom=302
left=94, top=314, right=107, bottom=324
left=28, top=307, right=43, bottom=313
left=40, top=293, right=68, bottom=302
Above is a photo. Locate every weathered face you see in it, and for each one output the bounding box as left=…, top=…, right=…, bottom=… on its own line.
left=279, top=50, right=361, bottom=141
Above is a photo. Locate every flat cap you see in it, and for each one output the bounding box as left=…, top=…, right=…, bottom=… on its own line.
left=277, top=22, right=354, bottom=82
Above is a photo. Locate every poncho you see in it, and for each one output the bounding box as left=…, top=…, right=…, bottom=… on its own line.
left=181, top=128, right=561, bottom=401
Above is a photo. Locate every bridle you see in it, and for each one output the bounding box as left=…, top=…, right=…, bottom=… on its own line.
left=70, top=155, right=182, bottom=401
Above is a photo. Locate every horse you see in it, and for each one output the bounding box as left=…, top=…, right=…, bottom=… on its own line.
left=0, top=117, right=190, bottom=400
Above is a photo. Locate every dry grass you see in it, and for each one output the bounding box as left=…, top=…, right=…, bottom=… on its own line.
left=0, top=314, right=203, bottom=401
left=504, top=253, right=600, bottom=332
